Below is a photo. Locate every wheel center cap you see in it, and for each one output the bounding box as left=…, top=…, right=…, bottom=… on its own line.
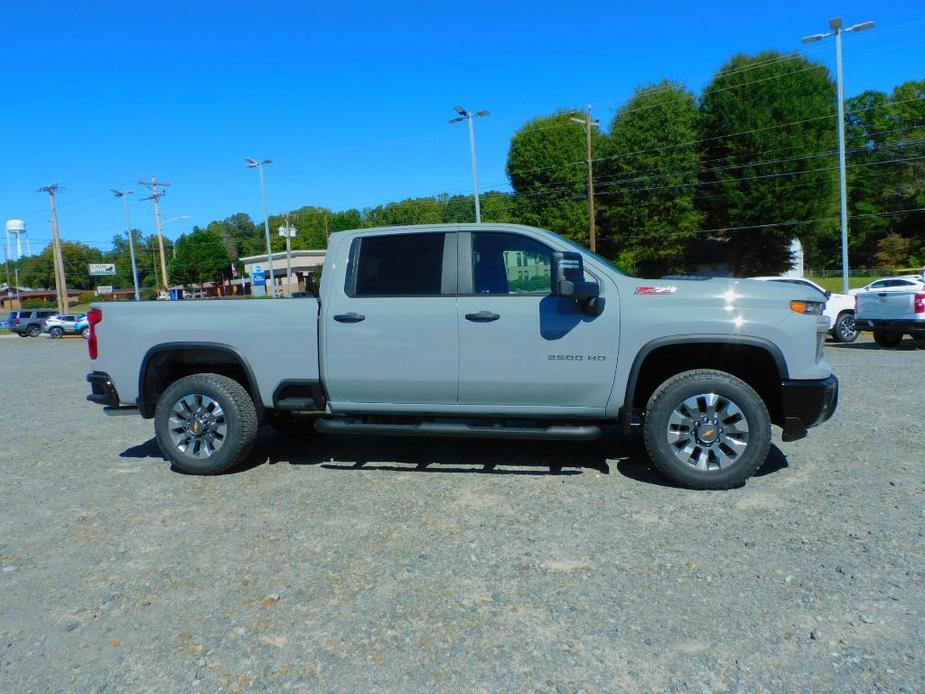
left=697, top=424, right=718, bottom=444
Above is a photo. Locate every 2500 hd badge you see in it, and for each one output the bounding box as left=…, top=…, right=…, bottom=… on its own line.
left=548, top=354, right=607, bottom=361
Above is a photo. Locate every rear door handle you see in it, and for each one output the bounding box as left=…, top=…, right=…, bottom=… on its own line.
left=333, top=312, right=365, bottom=323
left=465, top=311, right=500, bottom=323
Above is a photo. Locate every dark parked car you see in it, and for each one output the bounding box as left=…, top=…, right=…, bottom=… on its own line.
left=7, top=310, right=56, bottom=337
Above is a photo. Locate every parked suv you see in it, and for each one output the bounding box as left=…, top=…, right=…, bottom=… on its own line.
left=42, top=313, right=86, bottom=338
left=8, top=310, right=56, bottom=337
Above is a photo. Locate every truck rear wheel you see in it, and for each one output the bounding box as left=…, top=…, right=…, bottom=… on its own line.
left=154, top=373, right=258, bottom=475
left=873, top=330, right=903, bottom=348
left=643, top=369, right=771, bottom=490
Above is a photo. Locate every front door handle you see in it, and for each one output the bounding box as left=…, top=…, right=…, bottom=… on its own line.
left=465, top=311, right=500, bottom=323
left=333, top=312, right=365, bottom=323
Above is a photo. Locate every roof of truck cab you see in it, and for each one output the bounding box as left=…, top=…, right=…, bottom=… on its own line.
left=328, top=223, right=548, bottom=240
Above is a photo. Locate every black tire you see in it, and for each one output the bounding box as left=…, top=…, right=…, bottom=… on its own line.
left=643, top=369, right=771, bottom=490
left=154, top=373, right=258, bottom=475
left=27, top=324, right=41, bottom=337
left=17, top=332, right=28, bottom=338
left=832, top=312, right=858, bottom=343
left=81, top=327, right=90, bottom=339
left=49, top=326, right=64, bottom=339
left=873, top=330, right=903, bottom=348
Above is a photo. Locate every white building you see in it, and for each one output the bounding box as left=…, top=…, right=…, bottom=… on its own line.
left=240, top=249, right=326, bottom=295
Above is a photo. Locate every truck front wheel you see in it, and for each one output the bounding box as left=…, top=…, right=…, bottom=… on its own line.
left=154, top=373, right=258, bottom=475
left=643, top=369, right=771, bottom=490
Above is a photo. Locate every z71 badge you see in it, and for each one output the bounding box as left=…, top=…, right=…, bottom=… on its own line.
left=635, top=285, right=677, bottom=295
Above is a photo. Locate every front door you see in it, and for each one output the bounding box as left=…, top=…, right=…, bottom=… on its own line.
left=456, top=231, right=618, bottom=413
left=323, top=231, right=459, bottom=407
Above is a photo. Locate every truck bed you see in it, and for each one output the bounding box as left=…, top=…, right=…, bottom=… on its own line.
left=91, top=298, right=320, bottom=409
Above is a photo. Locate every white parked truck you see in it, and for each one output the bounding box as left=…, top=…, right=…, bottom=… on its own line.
left=854, top=284, right=925, bottom=348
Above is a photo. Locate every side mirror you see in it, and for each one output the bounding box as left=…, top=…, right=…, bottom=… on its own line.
left=824, top=290, right=832, bottom=299
left=552, top=251, right=599, bottom=299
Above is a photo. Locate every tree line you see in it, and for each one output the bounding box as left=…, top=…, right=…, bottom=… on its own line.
left=8, top=51, right=923, bottom=290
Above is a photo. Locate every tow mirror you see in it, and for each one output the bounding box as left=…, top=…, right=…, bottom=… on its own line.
left=552, top=251, right=603, bottom=315
left=552, top=251, right=598, bottom=298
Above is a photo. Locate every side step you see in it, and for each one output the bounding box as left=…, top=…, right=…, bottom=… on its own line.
left=314, top=419, right=601, bottom=441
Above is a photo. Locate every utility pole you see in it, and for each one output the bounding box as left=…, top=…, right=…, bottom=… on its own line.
left=139, top=175, right=171, bottom=293
left=803, top=17, right=875, bottom=293
left=279, top=214, right=297, bottom=296
left=449, top=106, right=490, bottom=223
left=570, top=105, right=600, bottom=252
left=37, top=184, right=69, bottom=313
left=245, top=158, right=276, bottom=297
left=112, top=190, right=141, bottom=301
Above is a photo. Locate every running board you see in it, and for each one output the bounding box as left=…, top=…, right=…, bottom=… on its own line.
left=314, top=419, right=601, bottom=441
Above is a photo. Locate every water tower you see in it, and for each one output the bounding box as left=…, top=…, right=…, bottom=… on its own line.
left=5, top=219, right=29, bottom=260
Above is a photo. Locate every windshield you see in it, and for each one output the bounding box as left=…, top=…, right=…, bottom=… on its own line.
left=559, top=238, right=630, bottom=276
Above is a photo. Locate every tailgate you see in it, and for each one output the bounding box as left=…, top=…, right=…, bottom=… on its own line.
left=856, top=291, right=916, bottom=320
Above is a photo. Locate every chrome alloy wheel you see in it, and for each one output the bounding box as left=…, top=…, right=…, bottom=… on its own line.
left=168, top=394, right=227, bottom=458
left=666, top=392, right=749, bottom=472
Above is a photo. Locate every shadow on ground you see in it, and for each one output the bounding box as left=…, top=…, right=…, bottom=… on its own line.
left=120, top=427, right=789, bottom=485
left=829, top=337, right=925, bottom=351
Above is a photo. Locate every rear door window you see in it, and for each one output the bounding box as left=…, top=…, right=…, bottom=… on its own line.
left=349, top=233, right=446, bottom=297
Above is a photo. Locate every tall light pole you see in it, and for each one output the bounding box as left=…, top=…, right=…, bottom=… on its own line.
left=245, top=158, right=276, bottom=296
left=112, top=190, right=141, bottom=301
left=139, top=175, right=171, bottom=292
left=570, top=105, right=600, bottom=252
left=803, top=17, right=875, bottom=294
left=449, top=106, right=490, bottom=223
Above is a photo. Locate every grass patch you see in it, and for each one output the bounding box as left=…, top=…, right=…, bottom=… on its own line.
left=808, top=275, right=884, bottom=292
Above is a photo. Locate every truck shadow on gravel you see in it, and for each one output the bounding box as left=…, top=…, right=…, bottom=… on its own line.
left=828, top=338, right=925, bottom=351
left=120, top=430, right=789, bottom=486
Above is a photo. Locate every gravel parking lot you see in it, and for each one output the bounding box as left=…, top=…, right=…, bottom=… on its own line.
left=1, top=334, right=922, bottom=692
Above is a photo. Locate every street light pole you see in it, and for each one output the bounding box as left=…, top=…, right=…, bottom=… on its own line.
left=803, top=17, right=875, bottom=294
left=246, top=158, right=276, bottom=296
left=450, top=106, right=490, bottom=223
left=112, top=190, right=140, bottom=301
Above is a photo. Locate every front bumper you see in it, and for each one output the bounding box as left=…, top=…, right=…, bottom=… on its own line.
left=854, top=318, right=925, bottom=333
left=779, top=374, right=838, bottom=442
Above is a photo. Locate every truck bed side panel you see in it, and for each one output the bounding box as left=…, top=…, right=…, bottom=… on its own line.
left=90, top=299, right=319, bottom=409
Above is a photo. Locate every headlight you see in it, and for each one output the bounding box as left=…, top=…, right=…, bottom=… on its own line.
left=790, top=300, right=825, bottom=315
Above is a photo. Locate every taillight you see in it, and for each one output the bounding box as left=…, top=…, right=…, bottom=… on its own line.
left=87, top=308, right=103, bottom=359
left=915, top=294, right=925, bottom=315
left=13, top=318, right=19, bottom=327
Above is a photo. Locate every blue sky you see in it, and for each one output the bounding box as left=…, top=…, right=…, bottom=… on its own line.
left=2, top=0, right=923, bottom=252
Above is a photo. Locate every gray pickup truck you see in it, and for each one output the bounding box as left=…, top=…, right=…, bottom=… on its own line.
left=86, top=223, right=838, bottom=489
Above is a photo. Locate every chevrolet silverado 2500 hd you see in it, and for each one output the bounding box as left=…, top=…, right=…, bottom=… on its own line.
left=86, top=223, right=838, bottom=489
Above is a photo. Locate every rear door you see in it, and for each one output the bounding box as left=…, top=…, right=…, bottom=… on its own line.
left=322, top=231, right=460, bottom=408
left=455, top=231, right=618, bottom=413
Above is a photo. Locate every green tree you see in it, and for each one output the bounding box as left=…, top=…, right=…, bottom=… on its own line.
left=506, top=111, right=606, bottom=244
left=169, top=228, right=230, bottom=285
left=874, top=233, right=911, bottom=270
left=17, top=241, right=105, bottom=290
left=699, top=52, right=837, bottom=274
left=598, top=80, right=704, bottom=275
